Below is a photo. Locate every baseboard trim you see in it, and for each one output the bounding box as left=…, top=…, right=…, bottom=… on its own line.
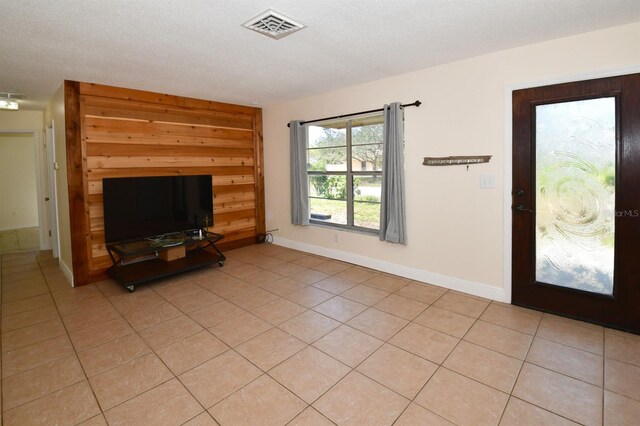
left=59, top=258, right=75, bottom=287
left=274, top=237, right=506, bottom=302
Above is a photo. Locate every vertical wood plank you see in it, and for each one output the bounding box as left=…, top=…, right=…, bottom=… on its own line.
left=253, top=110, right=266, bottom=236
left=65, top=80, right=90, bottom=286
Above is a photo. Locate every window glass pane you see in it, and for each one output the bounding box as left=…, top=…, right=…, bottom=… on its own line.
left=308, top=147, right=347, bottom=172
left=354, top=175, right=381, bottom=229
left=308, top=125, right=346, bottom=148
left=309, top=175, right=347, bottom=200
left=535, top=97, right=615, bottom=295
left=310, top=198, right=347, bottom=225
left=352, top=119, right=383, bottom=171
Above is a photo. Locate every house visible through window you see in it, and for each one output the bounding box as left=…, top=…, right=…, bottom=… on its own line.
left=307, top=114, right=383, bottom=232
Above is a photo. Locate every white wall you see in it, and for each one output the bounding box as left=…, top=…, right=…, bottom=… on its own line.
left=44, top=83, right=73, bottom=284
left=0, top=133, right=38, bottom=230
left=262, top=21, right=640, bottom=301
left=0, top=110, right=44, bottom=232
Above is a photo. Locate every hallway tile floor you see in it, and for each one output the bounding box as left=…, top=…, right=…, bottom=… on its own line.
left=1, top=244, right=639, bottom=425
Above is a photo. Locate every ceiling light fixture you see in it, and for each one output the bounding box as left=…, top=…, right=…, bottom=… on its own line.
left=243, top=9, right=306, bottom=40
left=0, top=93, right=19, bottom=111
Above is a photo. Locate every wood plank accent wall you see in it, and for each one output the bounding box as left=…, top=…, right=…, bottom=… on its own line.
left=65, top=81, right=265, bottom=285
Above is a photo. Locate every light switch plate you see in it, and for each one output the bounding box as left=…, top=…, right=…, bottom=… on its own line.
left=480, top=174, right=495, bottom=189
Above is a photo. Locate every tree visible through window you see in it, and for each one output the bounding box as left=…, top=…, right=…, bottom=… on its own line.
left=307, top=114, right=383, bottom=232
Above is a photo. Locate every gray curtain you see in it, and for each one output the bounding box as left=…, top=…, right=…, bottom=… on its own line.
left=380, top=103, right=406, bottom=244
left=290, top=121, right=309, bottom=225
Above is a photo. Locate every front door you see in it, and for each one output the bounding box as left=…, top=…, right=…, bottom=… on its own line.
left=512, top=73, right=640, bottom=334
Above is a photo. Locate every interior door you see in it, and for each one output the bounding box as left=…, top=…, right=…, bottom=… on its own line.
left=512, top=73, right=640, bottom=334
left=45, top=121, right=59, bottom=258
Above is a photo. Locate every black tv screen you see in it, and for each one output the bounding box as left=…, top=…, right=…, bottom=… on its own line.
left=103, top=175, right=213, bottom=243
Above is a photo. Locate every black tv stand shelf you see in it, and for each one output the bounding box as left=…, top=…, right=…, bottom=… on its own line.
left=106, top=230, right=225, bottom=292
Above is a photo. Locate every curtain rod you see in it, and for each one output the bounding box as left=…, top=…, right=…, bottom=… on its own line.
left=286, top=100, right=421, bottom=127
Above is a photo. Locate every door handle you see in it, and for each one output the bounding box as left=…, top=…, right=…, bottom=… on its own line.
left=45, top=197, right=50, bottom=201
left=515, top=204, right=533, bottom=213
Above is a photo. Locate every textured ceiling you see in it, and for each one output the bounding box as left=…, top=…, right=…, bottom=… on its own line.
left=2, top=0, right=640, bottom=110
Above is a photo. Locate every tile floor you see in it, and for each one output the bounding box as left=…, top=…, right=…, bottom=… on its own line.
left=0, top=227, right=39, bottom=254
left=1, top=244, right=639, bottom=425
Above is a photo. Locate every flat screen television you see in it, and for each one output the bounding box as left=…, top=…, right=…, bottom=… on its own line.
left=103, top=175, right=213, bottom=243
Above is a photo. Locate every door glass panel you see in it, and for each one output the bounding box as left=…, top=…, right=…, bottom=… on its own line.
left=535, top=97, right=615, bottom=295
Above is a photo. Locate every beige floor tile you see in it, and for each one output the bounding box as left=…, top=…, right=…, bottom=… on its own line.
left=169, top=288, right=222, bottom=312
left=512, top=363, right=602, bottom=426
left=414, top=305, right=476, bottom=338
left=357, top=343, right=438, bottom=399
left=157, top=330, right=228, bottom=375
left=182, top=412, right=219, bottom=426
left=526, top=337, right=603, bottom=386
left=2, top=355, right=85, bottom=410
left=78, top=414, right=108, bottom=425
left=179, top=350, right=261, bottom=408
left=285, top=286, right=334, bottom=308
left=279, top=310, right=340, bottom=344
left=288, top=407, right=335, bottom=426
left=537, top=316, right=603, bottom=355
left=605, top=358, right=640, bottom=401
left=394, top=403, right=455, bottom=426
left=252, top=297, right=308, bottom=325
left=481, top=303, right=541, bottom=335
left=274, top=250, right=308, bottom=262
left=347, top=308, right=408, bottom=340
left=443, top=341, right=522, bottom=393
left=139, top=314, right=203, bottom=350
left=605, top=328, right=640, bottom=366
left=2, top=380, right=100, bottom=426
left=199, top=275, right=255, bottom=299
left=389, top=323, right=459, bottom=364
left=341, top=284, right=389, bottom=306
left=1, top=304, right=59, bottom=332
left=604, top=390, right=640, bottom=426
left=228, top=287, right=280, bottom=310
left=500, top=397, right=580, bottom=426
left=313, top=371, right=409, bottom=426
left=294, top=255, right=328, bottom=268
left=2, top=282, right=49, bottom=302
left=313, top=324, right=383, bottom=367
left=70, top=316, right=134, bottom=352
left=122, top=300, right=183, bottom=331
left=105, top=378, right=203, bottom=425
left=335, top=266, right=379, bottom=284
left=2, top=334, right=76, bottom=378
left=432, top=292, right=490, bottom=318
left=56, top=294, right=112, bottom=317
left=464, top=320, right=533, bottom=359
left=89, top=352, right=173, bottom=410
left=78, top=333, right=152, bottom=377
left=1, top=293, right=53, bottom=316
left=62, top=303, right=121, bottom=332
left=415, top=367, right=509, bottom=426
left=373, top=294, right=428, bottom=320
left=310, top=259, right=351, bottom=275
left=210, top=312, right=272, bottom=347
left=312, top=296, right=367, bottom=322
left=395, top=281, right=447, bottom=304
left=2, top=317, right=67, bottom=352
left=269, top=261, right=306, bottom=277
left=210, top=374, right=306, bottom=426
left=288, top=268, right=329, bottom=285
left=312, top=276, right=359, bottom=294
left=269, top=346, right=351, bottom=403
left=153, top=281, right=204, bottom=300
left=544, top=313, right=604, bottom=331
left=188, top=300, right=247, bottom=327
left=362, top=273, right=410, bottom=293
left=260, top=277, right=309, bottom=297
left=236, top=327, right=307, bottom=371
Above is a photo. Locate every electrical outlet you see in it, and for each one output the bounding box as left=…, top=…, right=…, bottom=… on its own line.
left=480, top=174, right=496, bottom=189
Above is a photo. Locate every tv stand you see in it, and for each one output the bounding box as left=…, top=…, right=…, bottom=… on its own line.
left=106, top=230, right=225, bottom=292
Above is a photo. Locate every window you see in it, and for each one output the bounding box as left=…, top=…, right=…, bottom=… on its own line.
left=307, top=114, right=383, bottom=232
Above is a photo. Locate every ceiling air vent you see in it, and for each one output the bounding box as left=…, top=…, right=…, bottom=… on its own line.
left=243, top=9, right=306, bottom=40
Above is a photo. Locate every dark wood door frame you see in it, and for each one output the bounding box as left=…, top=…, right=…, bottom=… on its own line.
left=511, top=73, right=640, bottom=334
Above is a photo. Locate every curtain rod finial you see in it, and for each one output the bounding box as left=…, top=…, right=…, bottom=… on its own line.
left=414, top=100, right=422, bottom=107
